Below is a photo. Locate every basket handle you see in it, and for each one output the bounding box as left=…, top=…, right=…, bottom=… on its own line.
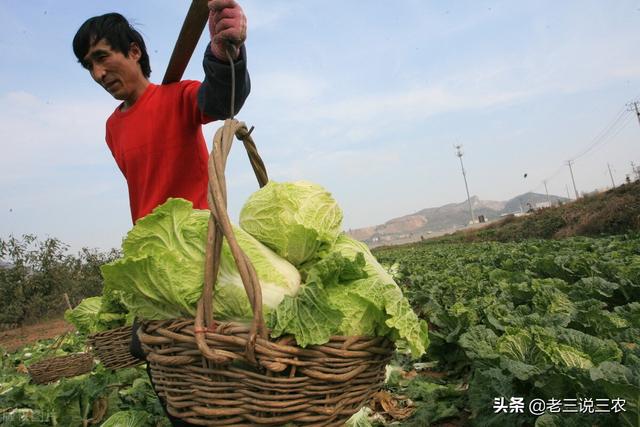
left=194, top=118, right=269, bottom=365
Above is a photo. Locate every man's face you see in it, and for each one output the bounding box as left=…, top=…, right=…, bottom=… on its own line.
left=82, top=39, right=143, bottom=101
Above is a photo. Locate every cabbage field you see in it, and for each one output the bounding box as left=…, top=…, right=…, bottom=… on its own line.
left=1, top=234, right=639, bottom=426
left=373, top=235, right=640, bottom=426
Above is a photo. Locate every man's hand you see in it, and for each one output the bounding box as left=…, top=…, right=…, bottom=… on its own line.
left=208, top=0, right=247, bottom=62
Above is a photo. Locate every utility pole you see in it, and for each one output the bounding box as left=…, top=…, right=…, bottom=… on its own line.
left=455, top=145, right=475, bottom=224
left=607, top=163, right=616, bottom=188
left=522, top=173, right=529, bottom=213
left=567, top=160, right=579, bottom=199
left=632, top=161, right=640, bottom=181
left=628, top=101, right=640, bottom=128
left=543, top=180, right=551, bottom=205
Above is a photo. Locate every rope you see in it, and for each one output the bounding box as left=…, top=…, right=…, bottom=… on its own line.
left=193, top=115, right=269, bottom=364
left=225, top=43, right=236, bottom=119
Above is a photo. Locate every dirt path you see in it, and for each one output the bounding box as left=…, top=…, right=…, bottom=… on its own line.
left=0, top=318, right=76, bottom=352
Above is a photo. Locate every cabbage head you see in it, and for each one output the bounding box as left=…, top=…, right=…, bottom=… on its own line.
left=101, top=198, right=301, bottom=321
left=101, top=410, right=153, bottom=427
left=64, top=296, right=103, bottom=335
left=239, top=181, right=343, bottom=267
left=268, top=234, right=429, bottom=357
left=64, top=293, right=132, bottom=334
left=327, top=235, right=429, bottom=357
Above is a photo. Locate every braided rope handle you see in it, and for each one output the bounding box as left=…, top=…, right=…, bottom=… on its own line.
left=194, top=119, right=269, bottom=365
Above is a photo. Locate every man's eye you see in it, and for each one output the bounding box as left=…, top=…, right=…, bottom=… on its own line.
left=93, top=53, right=108, bottom=63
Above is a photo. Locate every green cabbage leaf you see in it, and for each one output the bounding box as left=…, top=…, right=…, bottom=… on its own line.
left=239, top=181, right=343, bottom=266
left=101, top=198, right=301, bottom=321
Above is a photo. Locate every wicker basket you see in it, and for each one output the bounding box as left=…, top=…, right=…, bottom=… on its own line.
left=28, top=352, right=94, bottom=384
left=89, top=325, right=143, bottom=370
left=139, top=119, right=395, bottom=426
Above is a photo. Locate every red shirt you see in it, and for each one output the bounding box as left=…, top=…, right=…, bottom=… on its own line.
left=106, top=81, right=214, bottom=222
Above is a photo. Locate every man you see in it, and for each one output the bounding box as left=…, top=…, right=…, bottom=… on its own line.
left=72, top=0, right=250, bottom=224
left=73, top=2, right=249, bottom=425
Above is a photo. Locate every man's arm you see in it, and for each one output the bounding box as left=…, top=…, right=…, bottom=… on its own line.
left=197, top=44, right=250, bottom=120
left=197, top=0, right=249, bottom=120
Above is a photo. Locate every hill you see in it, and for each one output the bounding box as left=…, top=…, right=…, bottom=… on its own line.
left=431, top=180, right=640, bottom=243
left=347, top=192, right=566, bottom=246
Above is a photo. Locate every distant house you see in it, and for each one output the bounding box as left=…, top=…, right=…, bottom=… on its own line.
left=535, top=201, right=551, bottom=209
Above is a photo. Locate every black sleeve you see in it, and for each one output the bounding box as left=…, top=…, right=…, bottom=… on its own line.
left=129, top=319, right=147, bottom=361
left=197, top=44, right=251, bottom=120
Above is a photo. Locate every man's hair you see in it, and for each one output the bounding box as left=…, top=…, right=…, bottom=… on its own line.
left=73, top=13, right=151, bottom=78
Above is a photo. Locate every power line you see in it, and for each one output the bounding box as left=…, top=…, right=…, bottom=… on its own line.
left=571, top=108, right=631, bottom=161
left=578, top=116, right=633, bottom=160
left=543, top=164, right=566, bottom=184
left=526, top=99, right=635, bottom=198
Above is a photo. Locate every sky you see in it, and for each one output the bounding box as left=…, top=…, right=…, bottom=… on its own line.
left=1, top=1, right=640, bottom=253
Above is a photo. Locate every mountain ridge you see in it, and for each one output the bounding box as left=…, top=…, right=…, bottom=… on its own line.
left=347, top=192, right=567, bottom=246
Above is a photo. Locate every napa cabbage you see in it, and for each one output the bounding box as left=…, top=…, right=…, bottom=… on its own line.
left=239, top=180, right=343, bottom=266
left=100, top=198, right=301, bottom=321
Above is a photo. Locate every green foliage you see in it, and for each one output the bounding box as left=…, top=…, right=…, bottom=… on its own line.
left=3, top=234, right=639, bottom=426
left=0, top=338, right=168, bottom=427
left=63, top=293, right=133, bottom=336
left=0, top=235, right=121, bottom=326
left=372, top=235, right=640, bottom=426
left=269, top=242, right=428, bottom=355
left=100, top=410, right=155, bottom=426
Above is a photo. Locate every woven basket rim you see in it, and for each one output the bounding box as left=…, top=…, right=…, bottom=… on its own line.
left=27, top=352, right=94, bottom=384
left=87, top=325, right=143, bottom=370
left=28, top=351, right=93, bottom=367
left=88, top=324, right=132, bottom=339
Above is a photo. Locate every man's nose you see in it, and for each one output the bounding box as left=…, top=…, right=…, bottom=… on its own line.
left=91, top=64, right=107, bottom=84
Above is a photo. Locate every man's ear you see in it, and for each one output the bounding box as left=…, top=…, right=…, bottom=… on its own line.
left=129, top=42, right=142, bottom=61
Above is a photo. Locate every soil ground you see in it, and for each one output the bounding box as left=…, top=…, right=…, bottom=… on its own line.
left=0, top=318, right=75, bottom=352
